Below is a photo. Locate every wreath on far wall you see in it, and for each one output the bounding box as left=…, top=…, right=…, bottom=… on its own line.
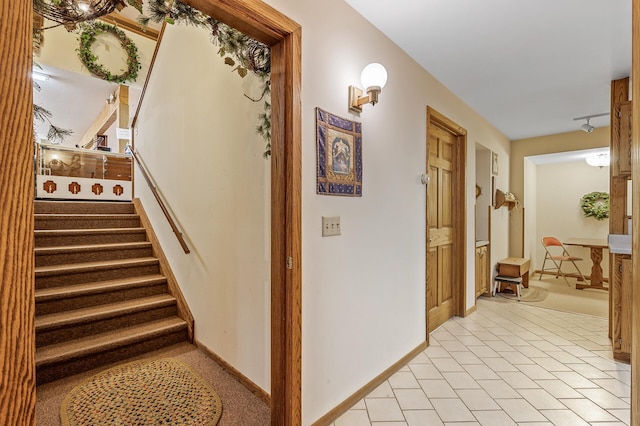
left=580, top=191, right=610, bottom=221
left=77, top=22, right=141, bottom=84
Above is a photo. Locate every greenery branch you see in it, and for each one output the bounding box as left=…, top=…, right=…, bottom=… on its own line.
left=580, top=191, right=609, bottom=221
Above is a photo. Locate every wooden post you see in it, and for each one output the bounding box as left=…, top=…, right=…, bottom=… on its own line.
left=0, top=0, right=36, bottom=422
left=631, top=1, right=640, bottom=424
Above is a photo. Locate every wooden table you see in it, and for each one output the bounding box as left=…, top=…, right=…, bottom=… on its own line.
left=563, top=238, right=609, bottom=290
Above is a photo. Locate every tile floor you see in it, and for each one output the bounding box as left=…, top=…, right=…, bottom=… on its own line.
left=331, top=297, right=630, bottom=425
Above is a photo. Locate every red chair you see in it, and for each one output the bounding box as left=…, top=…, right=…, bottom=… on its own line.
left=539, top=237, right=587, bottom=286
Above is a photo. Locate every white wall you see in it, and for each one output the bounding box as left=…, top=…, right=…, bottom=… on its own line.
left=523, top=158, right=537, bottom=259
left=131, top=0, right=512, bottom=423
left=133, top=24, right=271, bottom=390
left=262, top=0, right=510, bottom=423
left=533, top=161, right=610, bottom=274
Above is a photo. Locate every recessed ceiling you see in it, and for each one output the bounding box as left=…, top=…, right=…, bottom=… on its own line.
left=345, top=0, right=631, bottom=140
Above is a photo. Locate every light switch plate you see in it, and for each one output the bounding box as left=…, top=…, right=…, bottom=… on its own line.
left=322, top=216, right=341, bottom=237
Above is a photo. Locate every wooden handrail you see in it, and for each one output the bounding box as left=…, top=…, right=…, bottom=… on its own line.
left=128, top=146, right=190, bottom=254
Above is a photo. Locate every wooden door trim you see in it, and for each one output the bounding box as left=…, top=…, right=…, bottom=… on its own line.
left=425, top=107, right=467, bottom=340
left=181, top=1, right=303, bottom=423
left=0, top=0, right=36, bottom=423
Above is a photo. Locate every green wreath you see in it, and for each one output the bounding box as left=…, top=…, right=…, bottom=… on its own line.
left=77, top=22, right=141, bottom=84
left=580, top=191, right=609, bottom=221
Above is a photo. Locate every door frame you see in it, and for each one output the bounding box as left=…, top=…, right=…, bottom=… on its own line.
left=425, top=106, right=467, bottom=342
left=182, top=1, right=302, bottom=424
left=0, top=0, right=302, bottom=425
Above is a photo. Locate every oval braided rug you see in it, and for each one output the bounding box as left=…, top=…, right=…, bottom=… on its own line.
left=61, top=358, right=222, bottom=426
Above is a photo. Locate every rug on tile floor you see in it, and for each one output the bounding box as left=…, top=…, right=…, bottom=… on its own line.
left=60, top=357, right=222, bottom=426
left=496, top=283, right=548, bottom=302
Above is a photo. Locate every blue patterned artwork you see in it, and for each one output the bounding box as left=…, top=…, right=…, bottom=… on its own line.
left=316, top=108, right=362, bottom=196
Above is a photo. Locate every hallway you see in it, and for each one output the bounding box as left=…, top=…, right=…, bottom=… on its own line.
left=334, top=298, right=630, bottom=425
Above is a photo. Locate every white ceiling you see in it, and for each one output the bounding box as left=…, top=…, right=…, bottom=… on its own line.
left=345, top=0, right=632, bottom=140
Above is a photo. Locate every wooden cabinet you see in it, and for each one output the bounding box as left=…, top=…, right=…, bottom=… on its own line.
left=612, top=254, right=632, bottom=362
left=475, top=245, right=489, bottom=298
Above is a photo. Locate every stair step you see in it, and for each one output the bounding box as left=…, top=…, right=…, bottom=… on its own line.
left=35, top=241, right=153, bottom=266
left=35, top=214, right=141, bottom=230
left=36, top=294, right=177, bottom=347
left=36, top=317, right=188, bottom=385
left=34, top=200, right=135, bottom=215
left=35, top=257, right=160, bottom=289
left=35, top=227, right=147, bottom=247
left=36, top=275, right=168, bottom=315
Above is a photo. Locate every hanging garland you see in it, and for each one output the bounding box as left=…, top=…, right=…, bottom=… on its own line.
left=580, top=191, right=609, bottom=221
left=77, top=22, right=141, bottom=84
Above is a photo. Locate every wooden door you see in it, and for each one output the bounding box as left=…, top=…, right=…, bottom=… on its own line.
left=426, top=108, right=466, bottom=334
left=427, top=124, right=456, bottom=331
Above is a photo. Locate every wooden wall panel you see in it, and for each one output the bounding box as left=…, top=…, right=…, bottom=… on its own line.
left=0, top=0, right=36, bottom=422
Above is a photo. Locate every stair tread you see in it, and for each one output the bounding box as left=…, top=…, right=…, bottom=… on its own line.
left=35, top=227, right=146, bottom=235
left=36, top=317, right=187, bottom=366
left=35, top=214, right=140, bottom=218
left=35, top=257, right=159, bottom=275
left=36, top=294, right=176, bottom=330
left=35, top=241, right=152, bottom=255
left=36, top=274, right=167, bottom=301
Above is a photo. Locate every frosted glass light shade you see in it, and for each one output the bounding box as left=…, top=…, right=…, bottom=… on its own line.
left=585, top=153, right=609, bottom=167
left=360, top=63, right=387, bottom=90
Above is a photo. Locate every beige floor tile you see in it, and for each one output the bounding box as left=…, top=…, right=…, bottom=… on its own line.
left=393, top=388, right=432, bottom=410
left=532, top=356, right=573, bottom=372
left=402, top=409, right=443, bottom=426
left=371, top=422, right=406, bottom=426
left=468, top=345, right=501, bottom=358
left=430, top=357, right=465, bottom=372
left=569, top=362, right=615, bottom=379
left=482, top=357, right=519, bottom=372
left=514, top=345, right=547, bottom=358
left=368, top=381, right=395, bottom=398
left=455, top=389, right=499, bottom=411
left=496, top=351, right=535, bottom=365
left=476, top=379, right=520, bottom=399
left=545, top=350, right=583, bottom=364
left=364, top=398, right=404, bottom=422
left=485, top=340, right=516, bottom=352
left=423, top=346, right=451, bottom=358
left=608, top=408, right=631, bottom=425
left=577, top=388, right=630, bottom=409
left=495, top=398, right=547, bottom=422
left=430, top=398, right=475, bottom=422
left=535, top=379, right=583, bottom=398
left=552, top=371, right=598, bottom=388
left=335, top=409, right=371, bottom=426
left=449, top=351, right=483, bottom=365
left=560, top=398, right=618, bottom=422
left=515, top=364, right=556, bottom=380
left=463, top=364, right=500, bottom=380
left=471, top=410, right=517, bottom=426
left=456, top=335, right=485, bottom=346
left=516, top=388, right=565, bottom=410
left=441, top=372, right=481, bottom=390
left=418, top=379, right=457, bottom=398
left=409, top=363, right=443, bottom=380
left=408, top=352, right=430, bottom=365
left=539, top=409, right=590, bottom=425
left=497, top=371, right=539, bottom=389
left=388, top=371, right=420, bottom=389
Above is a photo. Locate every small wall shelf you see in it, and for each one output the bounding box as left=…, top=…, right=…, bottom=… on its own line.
left=494, top=189, right=517, bottom=210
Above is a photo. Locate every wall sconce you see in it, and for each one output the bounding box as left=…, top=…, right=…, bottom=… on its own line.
left=348, top=63, right=388, bottom=114
left=32, top=71, right=50, bottom=82
left=585, top=152, right=610, bottom=168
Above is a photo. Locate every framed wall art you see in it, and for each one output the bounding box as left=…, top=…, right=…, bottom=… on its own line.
left=315, top=107, right=362, bottom=196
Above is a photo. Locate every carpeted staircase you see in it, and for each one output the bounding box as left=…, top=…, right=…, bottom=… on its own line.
left=35, top=200, right=190, bottom=385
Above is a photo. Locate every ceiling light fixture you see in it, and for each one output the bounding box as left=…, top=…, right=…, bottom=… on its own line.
left=572, top=112, right=609, bottom=133
left=348, top=63, right=388, bottom=114
left=34, top=0, right=127, bottom=30
left=585, top=152, right=610, bottom=168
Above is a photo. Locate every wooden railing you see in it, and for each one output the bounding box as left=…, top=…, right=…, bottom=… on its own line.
left=128, top=146, right=190, bottom=254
